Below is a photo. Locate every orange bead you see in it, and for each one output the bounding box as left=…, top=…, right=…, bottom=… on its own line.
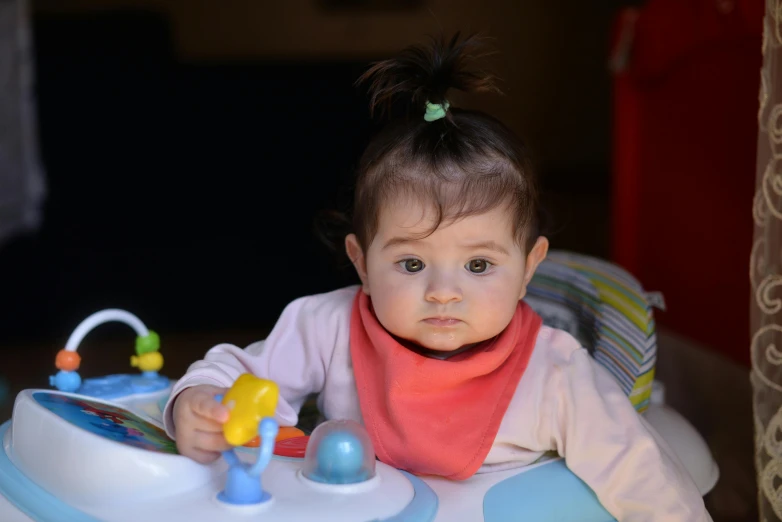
left=241, top=426, right=306, bottom=448
left=55, top=349, right=81, bottom=371
left=276, top=426, right=305, bottom=441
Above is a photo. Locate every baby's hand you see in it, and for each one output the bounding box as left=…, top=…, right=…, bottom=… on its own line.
left=172, top=384, right=232, bottom=464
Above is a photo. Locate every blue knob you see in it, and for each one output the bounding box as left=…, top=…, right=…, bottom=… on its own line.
left=314, top=431, right=366, bottom=484
left=217, top=416, right=278, bottom=506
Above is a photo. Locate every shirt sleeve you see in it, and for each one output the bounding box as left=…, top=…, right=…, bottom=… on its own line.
left=544, top=347, right=713, bottom=522
left=161, top=287, right=355, bottom=438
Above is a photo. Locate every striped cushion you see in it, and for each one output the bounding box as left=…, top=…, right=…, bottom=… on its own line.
left=524, top=251, right=657, bottom=412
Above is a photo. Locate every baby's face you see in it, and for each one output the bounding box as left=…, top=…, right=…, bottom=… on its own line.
left=350, top=199, right=545, bottom=352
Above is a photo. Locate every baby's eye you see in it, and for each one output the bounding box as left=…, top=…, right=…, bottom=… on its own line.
left=399, top=258, right=425, bottom=273
left=466, top=259, right=492, bottom=274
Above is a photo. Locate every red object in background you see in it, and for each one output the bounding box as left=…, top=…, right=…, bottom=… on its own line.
left=609, top=0, right=764, bottom=367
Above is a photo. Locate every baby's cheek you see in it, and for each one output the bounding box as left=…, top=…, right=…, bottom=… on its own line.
left=371, top=284, right=412, bottom=330
left=478, top=277, right=516, bottom=303
left=477, top=280, right=520, bottom=321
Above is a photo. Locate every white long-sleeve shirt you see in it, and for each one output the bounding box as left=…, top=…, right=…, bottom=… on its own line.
left=163, top=285, right=711, bottom=522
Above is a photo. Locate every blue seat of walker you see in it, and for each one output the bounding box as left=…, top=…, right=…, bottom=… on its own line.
left=483, top=460, right=614, bottom=522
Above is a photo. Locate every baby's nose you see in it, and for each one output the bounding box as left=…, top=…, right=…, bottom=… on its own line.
left=425, top=277, right=463, bottom=304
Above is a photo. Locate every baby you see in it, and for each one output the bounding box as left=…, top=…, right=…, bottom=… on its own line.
left=164, top=34, right=712, bottom=521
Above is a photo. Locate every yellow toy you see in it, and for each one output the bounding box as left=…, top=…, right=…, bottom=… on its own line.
left=220, top=374, right=279, bottom=446
left=130, top=351, right=164, bottom=373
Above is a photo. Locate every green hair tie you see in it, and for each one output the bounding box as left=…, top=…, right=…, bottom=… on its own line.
left=424, top=100, right=450, bottom=122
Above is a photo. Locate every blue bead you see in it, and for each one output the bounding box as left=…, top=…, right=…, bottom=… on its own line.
left=50, top=371, right=81, bottom=393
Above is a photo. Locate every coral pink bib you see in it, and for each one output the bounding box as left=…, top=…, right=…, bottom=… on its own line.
left=349, top=290, right=542, bottom=480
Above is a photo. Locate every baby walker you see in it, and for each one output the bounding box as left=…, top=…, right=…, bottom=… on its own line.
left=0, top=252, right=719, bottom=522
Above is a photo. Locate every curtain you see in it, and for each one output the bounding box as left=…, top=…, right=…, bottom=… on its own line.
left=751, top=1, right=782, bottom=520
left=0, top=0, right=45, bottom=250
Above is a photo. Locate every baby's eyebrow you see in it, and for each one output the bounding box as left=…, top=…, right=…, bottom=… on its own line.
left=382, top=236, right=419, bottom=250
left=382, top=237, right=510, bottom=256
left=462, top=241, right=510, bottom=256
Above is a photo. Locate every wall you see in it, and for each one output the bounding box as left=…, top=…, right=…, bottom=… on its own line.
left=35, top=0, right=618, bottom=186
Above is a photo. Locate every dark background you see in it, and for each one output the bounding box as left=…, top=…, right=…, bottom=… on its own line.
left=0, top=2, right=621, bottom=348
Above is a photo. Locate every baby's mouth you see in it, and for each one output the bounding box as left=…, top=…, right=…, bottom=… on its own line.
left=422, top=317, right=462, bottom=327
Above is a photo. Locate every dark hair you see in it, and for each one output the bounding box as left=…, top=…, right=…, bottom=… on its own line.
left=322, top=33, right=541, bottom=256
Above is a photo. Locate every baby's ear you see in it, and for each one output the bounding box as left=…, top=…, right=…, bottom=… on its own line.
left=519, top=236, right=549, bottom=299
left=345, top=234, right=370, bottom=295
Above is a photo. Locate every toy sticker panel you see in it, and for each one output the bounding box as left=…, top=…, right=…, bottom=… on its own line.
left=32, top=391, right=178, bottom=454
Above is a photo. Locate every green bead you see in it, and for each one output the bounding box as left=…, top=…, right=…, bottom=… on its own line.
left=136, top=330, right=160, bottom=356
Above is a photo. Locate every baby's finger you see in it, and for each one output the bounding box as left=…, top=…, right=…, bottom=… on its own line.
left=189, top=414, right=225, bottom=434
left=187, top=447, right=222, bottom=465
left=193, top=429, right=232, bottom=453
left=191, top=393, right=230, bottom=423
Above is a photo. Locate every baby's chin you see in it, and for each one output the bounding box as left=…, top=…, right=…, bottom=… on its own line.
left=406, top=333, right=479, bottom=353
left=381, top=320, right=488, bottom=353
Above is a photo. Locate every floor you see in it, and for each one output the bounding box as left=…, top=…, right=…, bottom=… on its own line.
left=654, top=330, right=757, bottom=522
